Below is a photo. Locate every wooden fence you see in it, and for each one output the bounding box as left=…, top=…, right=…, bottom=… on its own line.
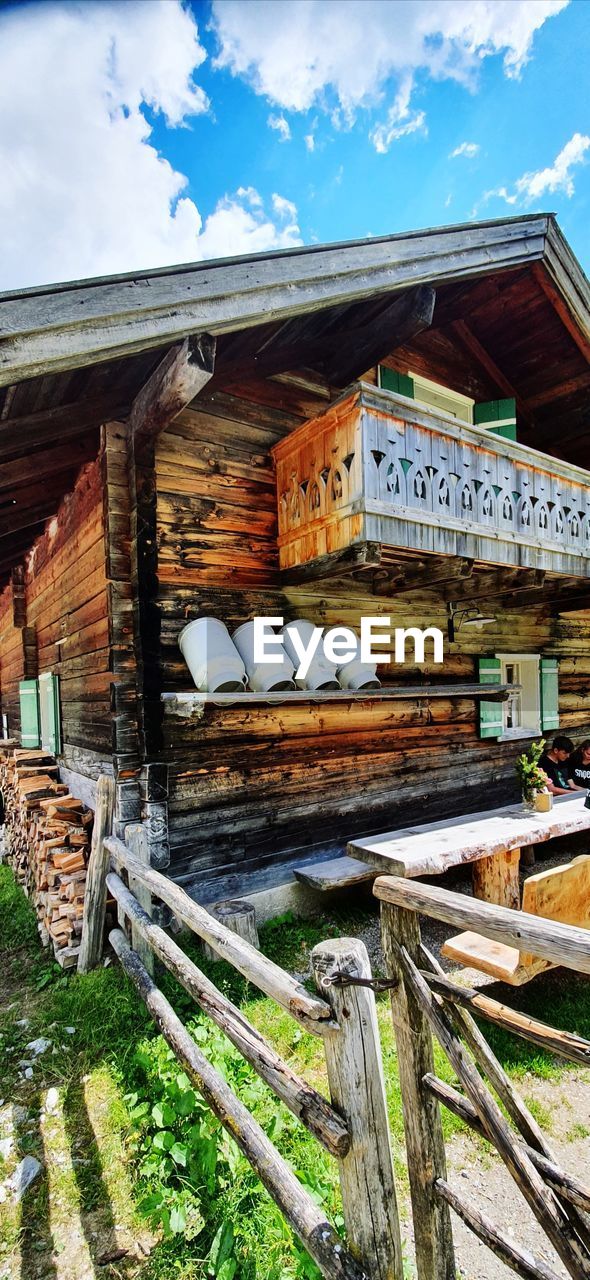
left=78, top=776, right=590, bottom=1279
left=374, top=874, right=590, bottom=1280
left=78, top=776, right=404, bottom=1280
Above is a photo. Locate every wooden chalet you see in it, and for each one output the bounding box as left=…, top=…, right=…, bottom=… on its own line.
left=0, top=212, right=589, bottom=911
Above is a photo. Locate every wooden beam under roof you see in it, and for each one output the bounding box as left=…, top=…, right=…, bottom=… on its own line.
left=444, top=567, right=546, bottom=605
left=526, top=370, right=590, bottom=410
left=320, top=285, right=436, bottom=386
left=450, top=319, right=533, bottom=428
left=0, top=437, right=96, bottom=494
left=0, top=216, right=554, bottom=385
left=0, top=393, right=127, bottom=461
left=532, top=262, right=590, bottom=363
left=130, top=334, right=216, bottom=446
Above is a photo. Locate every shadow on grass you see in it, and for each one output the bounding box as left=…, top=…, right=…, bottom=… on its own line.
left=16, top=1091, right=58, bottom=1280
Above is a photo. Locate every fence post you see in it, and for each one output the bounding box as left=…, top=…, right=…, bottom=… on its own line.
left=78, top=774, right=116, bottom=974
left=202, top=899, right=259, bottom=962
left=311, top=937, right=403, bottom=1280
left=380, top=902, right=455, bottom=1280
left=126, top=823, right=154, bottom=976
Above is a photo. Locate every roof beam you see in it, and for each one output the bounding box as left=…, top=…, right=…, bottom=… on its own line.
left=320, top=285, right=436, bottom=386
left=130, top=334, right=216, bottom=446
left=0, top=217, right=551, bottom=387
left=0, top=438, right=95, bottom=494
left=0, top=394, right=123, bottom=462
left=445, top=568, right=545, bottom=605
left=450, top=319, right=533, bottom=428
left=526, top=370, right=590, bottom=410
left=532, top=263, right=590, bottom=363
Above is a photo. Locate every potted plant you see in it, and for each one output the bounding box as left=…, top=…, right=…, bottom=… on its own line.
left=515, top=739, right=552, bottom=811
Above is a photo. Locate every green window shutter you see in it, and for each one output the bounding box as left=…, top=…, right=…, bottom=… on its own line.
left=19, top=679, right=40, bottom=748
left=378, top=367, right=415, bottom=398
left=474, top=398, right=517, bottom=442
left=540, top=657, right=559, bottom=733
left=39, top=672, right=62, bottom=755
left=477, top=656, right=504, bottom=739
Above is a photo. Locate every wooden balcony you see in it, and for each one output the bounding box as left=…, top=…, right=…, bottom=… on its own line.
left=272, top=383, right=590, bottom=583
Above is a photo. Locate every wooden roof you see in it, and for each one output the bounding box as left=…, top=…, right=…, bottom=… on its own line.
left=0, top=212, right=588, bottom=581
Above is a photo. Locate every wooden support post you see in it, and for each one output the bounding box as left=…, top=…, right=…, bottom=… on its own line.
left=472, top=847, right=520, bottom=908
left=78, top=774, right=116, bottom=974
left=380, top=904, right=455, bottom=1280
left=311, top=938, right=404, bottom=1280
left=126, top=823, right=154, bottom=976
left=202, top=899, right=259, bottom=963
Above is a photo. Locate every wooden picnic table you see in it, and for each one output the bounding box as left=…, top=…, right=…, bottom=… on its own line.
left=348, top=793, right=590, bottom=908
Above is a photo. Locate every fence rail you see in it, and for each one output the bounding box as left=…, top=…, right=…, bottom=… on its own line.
left=79, top=776, right=404, bottom=1280
left=375, top=874, right=590, bottom=1280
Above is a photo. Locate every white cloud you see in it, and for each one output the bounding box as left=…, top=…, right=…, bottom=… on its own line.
left=450, top=141, right=480, bottom=159
left=196, top=190, right=301, bottom=258
left=304, top=133, right=315, bottom=152
left=268, top=112, right=291, bottom=142
left=212, top=0, right=568, bottom=142
left=0, top=0, right=300, bottom=290
left=484, top=132, right=590, bottom=208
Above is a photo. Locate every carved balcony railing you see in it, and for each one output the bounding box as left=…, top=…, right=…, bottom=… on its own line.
left=271, top=383, right=590, bottom=579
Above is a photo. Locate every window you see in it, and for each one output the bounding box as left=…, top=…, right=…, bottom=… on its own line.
left=409, top=372, right=474, bottom=424
left=499, top=654, right=540, bottom=738
left=19, top=673, right=62, bottom=754
left=478, top=656, right=559, bottom=741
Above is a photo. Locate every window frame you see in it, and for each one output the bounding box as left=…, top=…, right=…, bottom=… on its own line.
left=496, top=652, right=541, bottom=741
left=408, top=371, right=474, bottom=424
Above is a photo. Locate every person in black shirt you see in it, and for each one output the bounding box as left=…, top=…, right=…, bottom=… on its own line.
left=568, top=739, right=590, bottom=791
left=539, top=735, right=574, bottom=795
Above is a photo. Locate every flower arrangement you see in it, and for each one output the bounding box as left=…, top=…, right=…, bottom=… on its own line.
left=515, top=739, right=550, bottom=804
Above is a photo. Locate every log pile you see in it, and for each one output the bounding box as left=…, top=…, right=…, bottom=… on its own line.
left=0, top=744, right=95, bottom=968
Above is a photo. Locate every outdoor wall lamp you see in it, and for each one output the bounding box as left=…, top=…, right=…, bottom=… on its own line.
left=447, top=602, right=496, bottom=643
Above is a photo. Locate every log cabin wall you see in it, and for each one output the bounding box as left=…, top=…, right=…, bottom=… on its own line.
left=0, top=576, right=33, bottom=735
left=21, top=454, right=113, bottom=793
left=153, top=375, right=590, bottom=890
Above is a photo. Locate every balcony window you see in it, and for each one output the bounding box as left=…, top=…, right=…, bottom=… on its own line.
left=409, top=371, right=474, bottom=424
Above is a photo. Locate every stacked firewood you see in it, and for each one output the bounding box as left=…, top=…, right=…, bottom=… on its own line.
left=0, top=745, right=94, bottom=968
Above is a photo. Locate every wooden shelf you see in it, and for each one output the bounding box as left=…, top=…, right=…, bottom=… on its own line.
left=162, top=683, right=512, bottom=708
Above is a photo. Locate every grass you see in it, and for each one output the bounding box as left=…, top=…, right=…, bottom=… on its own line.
left=1, top=862, right=590, bottom=1279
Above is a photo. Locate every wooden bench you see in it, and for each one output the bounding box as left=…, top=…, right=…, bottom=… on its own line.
left=442, top=854, right=590, bottom=984
left=293, top=855, right=376, bottom=891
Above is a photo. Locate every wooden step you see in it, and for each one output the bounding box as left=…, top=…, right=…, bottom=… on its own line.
left=293, top=855, right=376, bottom=891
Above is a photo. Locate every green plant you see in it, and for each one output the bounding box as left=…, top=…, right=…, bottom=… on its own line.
left=515, top=738, right=548, bottom=802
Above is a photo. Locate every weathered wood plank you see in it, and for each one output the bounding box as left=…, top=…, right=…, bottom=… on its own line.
left=130, top=335, right=215, bottom=446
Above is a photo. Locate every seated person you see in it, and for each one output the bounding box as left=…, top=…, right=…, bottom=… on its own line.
left=568, top=739, right=590, bottom=791
left=539, top=736, right=574, bottom=795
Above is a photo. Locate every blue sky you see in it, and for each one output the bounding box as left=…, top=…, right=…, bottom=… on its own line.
left=0, top=0, right=589, bottom=289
